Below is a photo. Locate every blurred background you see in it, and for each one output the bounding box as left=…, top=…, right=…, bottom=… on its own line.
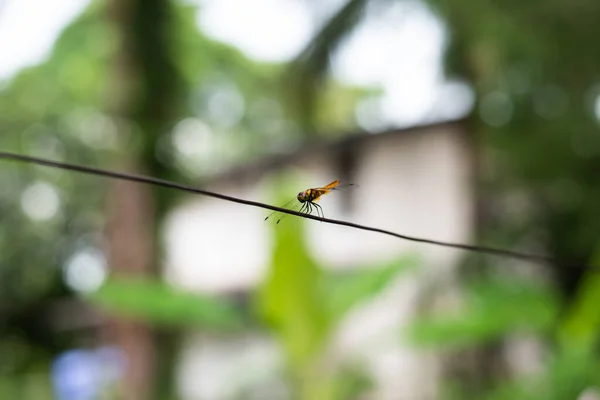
left=1, top=0, right=600, bottom=399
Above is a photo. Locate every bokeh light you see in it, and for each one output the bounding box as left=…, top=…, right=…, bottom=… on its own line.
left=63, top=247, right=107, bottom=294
left=479, top=91, right=513, bottom=127
left=20, top=181, right=61, bottom=221
left=532, top=84, right=568, bottom=120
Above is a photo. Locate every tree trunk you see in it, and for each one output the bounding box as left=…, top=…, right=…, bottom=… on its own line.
left=105, top=170, right=156, bottom=400
left=105, top=0, right=182, bottom=397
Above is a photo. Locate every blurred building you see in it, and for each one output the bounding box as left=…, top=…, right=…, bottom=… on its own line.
left=164, top=120, right=475, bottom=399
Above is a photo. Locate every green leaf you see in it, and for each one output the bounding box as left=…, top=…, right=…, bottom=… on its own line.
left=256, top=212, right=329, bottom=370
left=287, top=0, right=370, bottom=128
left=558, top=244, right=600, bottom=352
left=324, top=254, right=420, bottom=322
left=88, top=277, right=244, bottom=329
left=406, top=278, right=559, bottom=349
left=257, top=180, right=418, bottom=400
left=483, top=350, right=600, bottom=400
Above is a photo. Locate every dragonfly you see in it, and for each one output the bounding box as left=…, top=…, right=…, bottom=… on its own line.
left=265, top=180, right=356, bottom=224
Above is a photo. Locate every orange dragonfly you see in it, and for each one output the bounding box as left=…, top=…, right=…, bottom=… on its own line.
left=265, top=180, right=356, bottom=224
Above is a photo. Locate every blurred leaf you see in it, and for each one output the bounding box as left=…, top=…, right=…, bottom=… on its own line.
left=293, top=0, right=368, bottom=73
left=558, top=245, right=600, bottom=352
left=324, top=254, right=420, bottom=322
left=257, top=179, right=411, bottom=400
left=406, top=278, right=559, bottom=349
left=287, top=0, right=369, bottom=129
left=256, top=213, right=328, bottom=370
left=256, top=209, right=341, bottom=400
left=484, top=350, right=600, bottom=400
left=332, top=363, right=373, bottom=400
left=89, top=278, right=244, bottom=329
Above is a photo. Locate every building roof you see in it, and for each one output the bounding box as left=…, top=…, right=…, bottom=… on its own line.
left=204, top=119, right=467, bottom=186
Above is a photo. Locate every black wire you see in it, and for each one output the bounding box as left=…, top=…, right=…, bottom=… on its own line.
left=0, top=151, right=564, bottom=266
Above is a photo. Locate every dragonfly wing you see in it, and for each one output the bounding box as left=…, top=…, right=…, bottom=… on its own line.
left=329, top=183, right=356, bottom=190
left=264, top=198, right=297, bottom=222
left=315, top=181, right=356, bottom=191
left=273, top=201, right=307, bottom=224
left=323, top=180, right=340, bottom=189
left=313, top=182, right=356, bottom=196
left=310, top=180, right=340, bottom=199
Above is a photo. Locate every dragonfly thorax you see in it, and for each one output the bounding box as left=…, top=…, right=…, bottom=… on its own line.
left=298, top=189, right=318, bottom=203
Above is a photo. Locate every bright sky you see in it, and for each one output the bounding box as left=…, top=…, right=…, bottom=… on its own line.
left=198, top=0, right=471, bottom=126
left=0, top=0, right=91, bottom=80
left=0, top=0, right=471, bottom=126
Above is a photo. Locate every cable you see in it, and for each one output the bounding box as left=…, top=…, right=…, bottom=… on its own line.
left=0, top=151, right=561, bottom=265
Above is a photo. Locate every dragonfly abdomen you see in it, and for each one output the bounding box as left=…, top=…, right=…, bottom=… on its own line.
left=309, top=189, right=328, bottom=202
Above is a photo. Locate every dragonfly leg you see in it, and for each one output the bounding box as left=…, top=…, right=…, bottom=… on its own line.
left=313, top=203, right=324, bottom=221
left=293, top=202, right=308, bottom=219
left=311, top=202, right=320, bottom=218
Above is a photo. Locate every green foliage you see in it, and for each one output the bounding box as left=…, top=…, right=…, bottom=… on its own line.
left=323, top=254, right=420, bottom=322
left=406, top=271, right=600, bottom=400
left=407, top=278, right=558, bottom=350
left=0, top=369, right=54, bottom=400
left=0, top=1, right=373, bottom=397
left=257, top=214, right=328, bottom=371
left=5, top=0, right=599, bottom=397
left=331, top=363, right=374, bottom=400
left=288, top=0, right=369, bottom=131
left=559, top=245, right=600, bottom=352
left=89, top=277, right=244, bottom=330
left=484, top=350, right=600, bottom=400
left=406, top=247, right=600, bottom=399
left=294, top=0, right=600, bottom=397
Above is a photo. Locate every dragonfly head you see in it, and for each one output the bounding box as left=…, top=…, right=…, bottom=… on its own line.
left=297, top=191, right=307, bottom=202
